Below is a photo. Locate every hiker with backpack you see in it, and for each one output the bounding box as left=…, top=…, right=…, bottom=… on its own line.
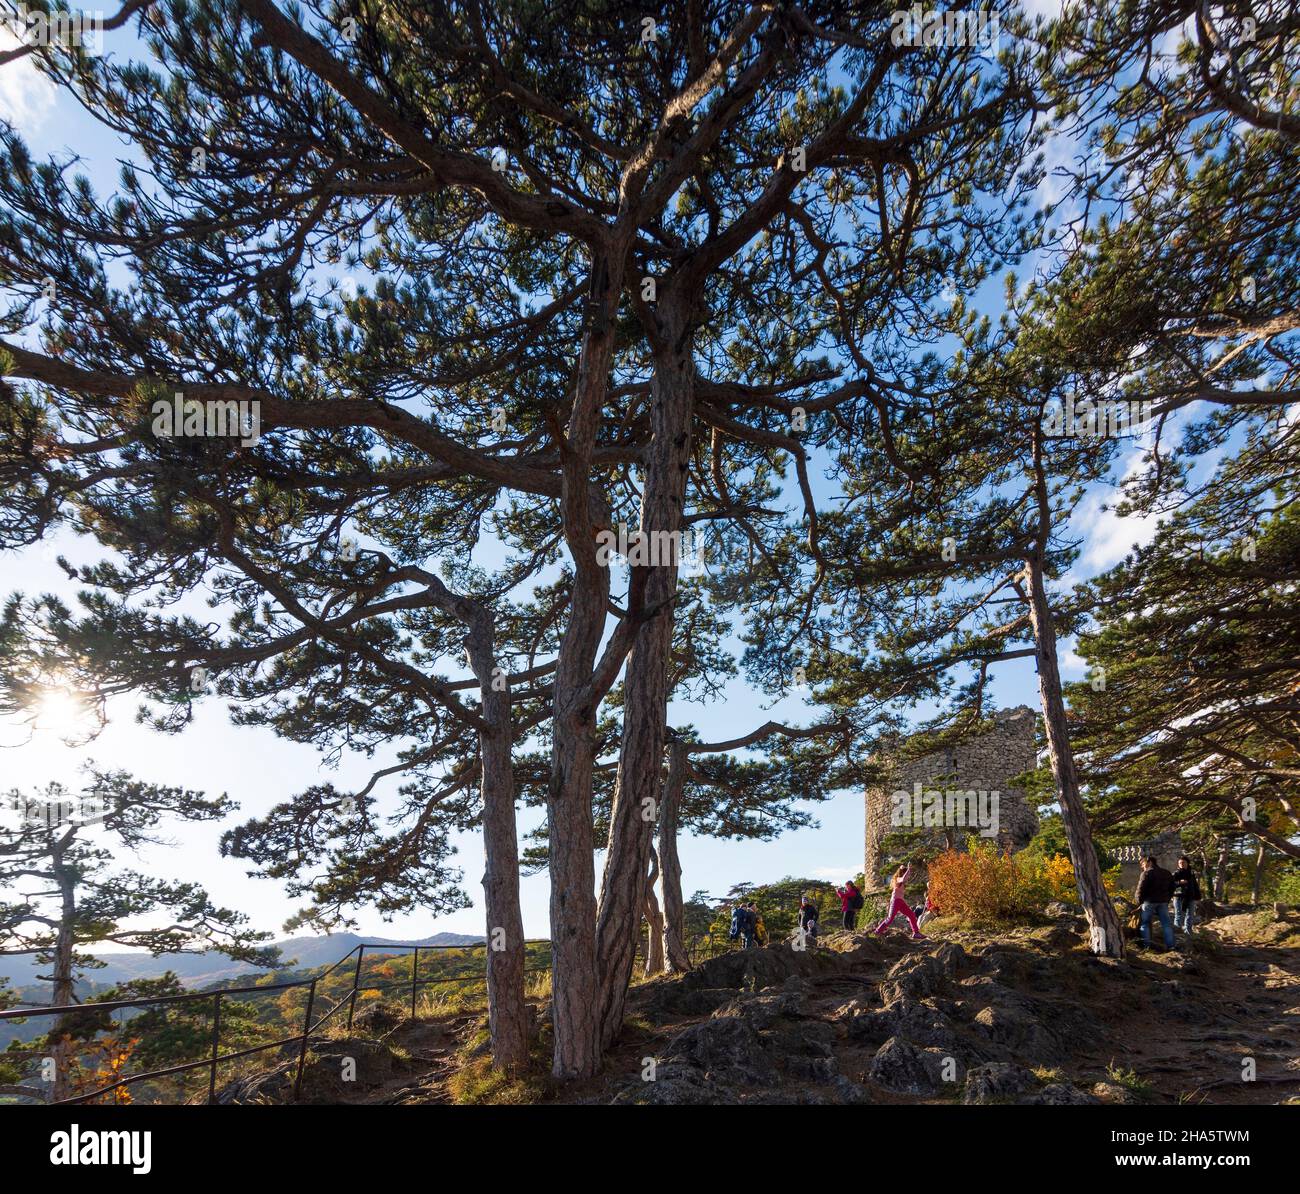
left=874, top=862, right=925, bottom=940
left=836, top=879, right=865, bottom=930
left=728, top=901, right=757, bottom=949
left=749, top=902, right=767, bottom=946
left=1171, top=855, right=1202, bottom=938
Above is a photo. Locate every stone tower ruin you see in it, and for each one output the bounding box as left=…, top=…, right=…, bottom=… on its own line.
left=864, top=706, right=1041, bottom=886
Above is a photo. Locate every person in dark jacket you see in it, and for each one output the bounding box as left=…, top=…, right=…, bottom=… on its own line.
left=1171, top=855, right=1202, bottom=937
left=798, top=894, right=819, bottom=943
left=728, top=903, right=749, bottom=947
left=1135, top=855, right=1176, bottom=949
left=728, top=903, right=757, bottom=949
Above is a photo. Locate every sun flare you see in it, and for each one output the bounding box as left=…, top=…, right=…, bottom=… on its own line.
left=35, top=687, right=87, bottom=736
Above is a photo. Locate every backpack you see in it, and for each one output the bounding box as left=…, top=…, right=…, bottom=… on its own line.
left=848, top=889, right=865, bottom=911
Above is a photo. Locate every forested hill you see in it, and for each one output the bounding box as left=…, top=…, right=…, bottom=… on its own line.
left=0, top=932, right=484, bottom=994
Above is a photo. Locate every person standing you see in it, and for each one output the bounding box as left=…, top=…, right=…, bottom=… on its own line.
left=798, top=894, right=820, bottom=943
left=1136, top=855, right=1176, bottom=950
left=836, top=879, right=864, bottom=930
left=739, top=903, right=757, bottom=949
left=1171, top=855, right=1202, bottom=938
left=749, top=902, right=766, bottom=947
left=875, top=862, right=924, bottom=939
left=728, top=901, right=753, bottom=949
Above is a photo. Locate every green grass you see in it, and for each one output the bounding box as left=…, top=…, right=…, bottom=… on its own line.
left=1106, top=1062, right=1155, bottom=1101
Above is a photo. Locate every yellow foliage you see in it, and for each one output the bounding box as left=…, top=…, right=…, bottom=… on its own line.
left=928, top=842, right=1119, bottom=926
left=1043, top=853, right=1078, bottom=903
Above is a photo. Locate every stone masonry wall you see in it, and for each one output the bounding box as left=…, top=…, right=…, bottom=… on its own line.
left=864, top=706, right=1041, bottom=886
left=1112, top=830, right=1185, bottom=894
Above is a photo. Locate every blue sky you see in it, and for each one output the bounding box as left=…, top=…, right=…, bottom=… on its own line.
left=0, top=8, right=1183, bottom=944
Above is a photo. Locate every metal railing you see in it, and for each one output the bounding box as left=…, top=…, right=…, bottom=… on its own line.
left=0, top=939, right=549, bottom=1106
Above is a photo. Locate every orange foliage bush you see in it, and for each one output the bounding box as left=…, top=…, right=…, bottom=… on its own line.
left=927, top=841, right=1118, bottom=926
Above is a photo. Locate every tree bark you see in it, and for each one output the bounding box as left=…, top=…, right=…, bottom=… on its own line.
left=594, top=318, right=695, bottom=1049
left=1023, top=555, right=1125, bottom=959
left=643, top=846, right=666, bottom=977
left=545, top=257, right=622, bottom=1081
left=465, top=611, right=529, bottom=1074
left=658, top=737, right=692, bottom=973
left=1251, top=842, right=1265, bottom=905
left=49, top=840, right=75, bottom=1102
left=1214, top=836, right=1231, bottom=900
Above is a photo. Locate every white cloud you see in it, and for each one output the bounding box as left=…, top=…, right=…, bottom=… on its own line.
left=1075, top=491, right=1161, bottom=572
left=809, top=865, right=858, bottom=880
left=1058, top=645, right=1089, bottom=677
left=0, top=30, right=58, bottom=132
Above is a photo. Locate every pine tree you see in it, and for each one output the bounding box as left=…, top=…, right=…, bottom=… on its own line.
left=0, top=770, right=275, bottom=1099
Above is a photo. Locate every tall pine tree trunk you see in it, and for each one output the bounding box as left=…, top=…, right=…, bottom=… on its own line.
left=643, top=846, right=666, bottom=977
left=546, top=652, right=602, bottom=1079
left=465, top=612, right=529, bottom=1074
left=1023, top=555, right=1125, bottom=958
left=49, top=845, right=75, bottom=1102
left=1214, top=836, right=1231, bottom=900
left=546, top=262, right=620, bottom=1081
left=594, top=319, right=694, bottom=1049
left=659, top=738, right=692, bottom=973
left=1251, top=842, right=1265, bottom=905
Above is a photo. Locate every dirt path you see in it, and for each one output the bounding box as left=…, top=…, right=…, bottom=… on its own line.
left=359, top=1013, right=479, bottom=1105
left=1083, top=914, right=1300, bottom=1105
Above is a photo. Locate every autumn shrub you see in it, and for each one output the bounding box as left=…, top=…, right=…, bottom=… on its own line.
left=929, top=840, right=1121, bottom=925
left=927, top=841, right=1037, bottom=925
left=1042, top=852, right=1080, bottom=903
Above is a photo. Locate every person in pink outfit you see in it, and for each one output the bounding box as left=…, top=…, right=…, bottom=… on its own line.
left=875, top=861, right=924, bottom=939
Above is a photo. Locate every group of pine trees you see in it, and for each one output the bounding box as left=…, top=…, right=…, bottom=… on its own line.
left=0, top=3, right=1295, bottom=1084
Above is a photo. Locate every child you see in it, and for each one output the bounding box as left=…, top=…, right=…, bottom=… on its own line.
left=875, top=862, right=924, bottom=940
left=916, top=883, right=937, bottom=929
left=798, top=893, right=820, bottom=943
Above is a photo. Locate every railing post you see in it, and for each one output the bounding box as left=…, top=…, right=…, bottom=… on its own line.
left=346, top=945, right=364, bottom=1030
left=410, top=946, right=420, bottom=1021
left=293, top=978, right=317, bottom=1104
left=207, top=991, right=222, bottom=1105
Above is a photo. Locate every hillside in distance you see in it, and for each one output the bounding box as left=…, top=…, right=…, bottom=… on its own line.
left=0, top=931, right=485, bottom=994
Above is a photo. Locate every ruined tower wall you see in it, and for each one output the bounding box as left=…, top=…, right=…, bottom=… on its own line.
left=864, top=706, right=1041, bottom=886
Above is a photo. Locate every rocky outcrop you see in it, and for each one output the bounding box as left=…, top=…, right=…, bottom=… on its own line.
left=614, top=974, right=857, bottom=1104
left=868, top=1036, right=963, bottom=1094
left=962, top=1062, right=1040, bottom=1104
left=606, top=907, right=1298, bottom=1106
